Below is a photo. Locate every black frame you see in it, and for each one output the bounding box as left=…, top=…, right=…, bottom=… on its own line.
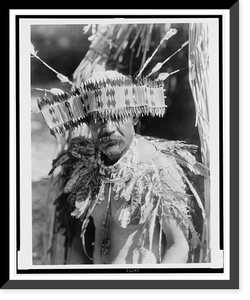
left=1, top=1, right=240, bottom=290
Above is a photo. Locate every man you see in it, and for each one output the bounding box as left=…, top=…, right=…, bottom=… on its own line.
left=39, top=70, right=205, bottom=264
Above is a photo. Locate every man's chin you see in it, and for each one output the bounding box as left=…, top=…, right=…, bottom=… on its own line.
left=101, top=144, right=122, bottom=157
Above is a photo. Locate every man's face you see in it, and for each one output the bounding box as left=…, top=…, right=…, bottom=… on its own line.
left=89, top=117, right=135, bottom=162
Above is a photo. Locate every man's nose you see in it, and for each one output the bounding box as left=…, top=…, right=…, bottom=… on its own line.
left=102, top=121, right=116, bottom=134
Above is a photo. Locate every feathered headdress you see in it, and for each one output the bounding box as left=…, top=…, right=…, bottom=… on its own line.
left=34, top=26, right=188, bottom=138
left=37, top=70, right=166, bottom=137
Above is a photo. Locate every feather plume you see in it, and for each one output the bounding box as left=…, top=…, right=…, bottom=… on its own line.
left=147, top=205, right=158, bottom=252
left=119, top=177, right=137, bottom=202
left=118, top=204, right=131, bottom=228
left=140, top=135, right=209, bottom=177
left=48, top=151, right=70, bottom=175
left=168, top=201, right=200, bottom=249
left=63, top=164, right=85, bottom=193
left=79, top=218, right=93, bottom=261
left=182, top=174, right=207, bottom=222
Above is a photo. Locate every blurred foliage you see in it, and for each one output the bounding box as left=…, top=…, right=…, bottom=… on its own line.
left=31, top=24, right=91, bottom=88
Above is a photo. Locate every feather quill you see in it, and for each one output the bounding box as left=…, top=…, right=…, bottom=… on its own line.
left=80, top=218, right=93, bottom=261
left=64, top=164, right=85, bottom=193
left=147, top=205, right=158, bottom=252
left=48, top=151, right=70, bottom=175
left=182, top=174, right=207, bottom=222
left=169, top=202, right=200, bottom=249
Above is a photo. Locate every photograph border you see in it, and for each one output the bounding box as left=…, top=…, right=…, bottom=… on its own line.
left=6, top=3, right=239, bottom=289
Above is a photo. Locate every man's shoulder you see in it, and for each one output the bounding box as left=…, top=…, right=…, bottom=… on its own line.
left=137, top=137, right=157, bottom=163
left=153, top=150, right=175, bottom=168
left=153, top=150, right=186, bottom=193
left=136, top=135, right=176, bottom=168
left=136, top=135, right=185, bottom=190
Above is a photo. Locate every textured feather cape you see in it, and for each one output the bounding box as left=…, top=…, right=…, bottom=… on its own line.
left=50, top=134, right=209, bottom=261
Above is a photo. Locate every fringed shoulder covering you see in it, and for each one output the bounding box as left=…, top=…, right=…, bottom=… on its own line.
left=50, top=134, right=209, bottom=257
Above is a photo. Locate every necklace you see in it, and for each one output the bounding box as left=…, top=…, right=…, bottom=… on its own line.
left=98, top=135, right=139, bottom=256
left=101, top=183, right=112, bottom=255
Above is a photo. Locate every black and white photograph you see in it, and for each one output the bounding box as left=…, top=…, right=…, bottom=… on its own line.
left=7, top=6, right=239, bottom=290
left=30, top=20, right=214, bottom=267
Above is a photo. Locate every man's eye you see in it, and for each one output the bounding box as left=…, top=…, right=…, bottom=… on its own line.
left=89, top=121, right=101, bottom=128
left=88, top=118, right=102, bottom=126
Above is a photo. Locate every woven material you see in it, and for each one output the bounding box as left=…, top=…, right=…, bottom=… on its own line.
left=37, top=71, right=166, bottom=137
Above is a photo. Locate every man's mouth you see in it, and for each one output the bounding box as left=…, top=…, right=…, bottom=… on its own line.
left=97, top=135, right=120, bottom=145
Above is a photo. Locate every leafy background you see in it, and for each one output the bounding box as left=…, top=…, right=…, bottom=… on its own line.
left=31, top=23, right=204, bottom=264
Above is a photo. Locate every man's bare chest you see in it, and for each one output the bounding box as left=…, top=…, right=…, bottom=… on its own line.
left=91, top=183, right=135, bottom=228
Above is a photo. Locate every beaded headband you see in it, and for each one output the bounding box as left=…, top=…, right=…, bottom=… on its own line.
left=37, top=71, right=166, bottom=137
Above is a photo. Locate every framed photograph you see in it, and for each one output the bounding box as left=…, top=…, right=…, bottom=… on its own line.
left=7, top=4, right=239, bottom=289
